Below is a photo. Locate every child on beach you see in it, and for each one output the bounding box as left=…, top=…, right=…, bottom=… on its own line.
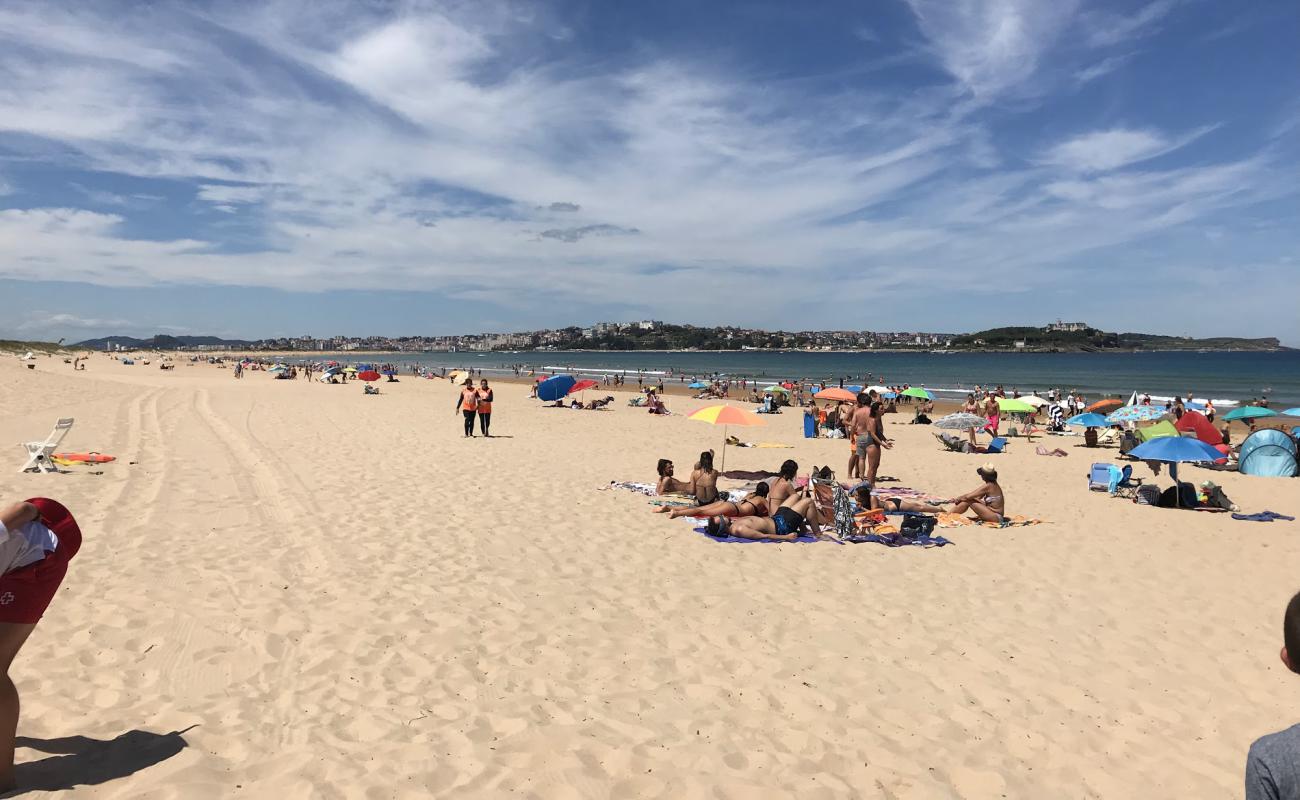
left=1246, top=589, right=1300, bottom=799
left=0, top=498, right=80, bottom=792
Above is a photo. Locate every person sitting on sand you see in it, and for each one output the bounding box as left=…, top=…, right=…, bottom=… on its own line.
left=656, top=459, right=692, bottom=495
left=764, top=460, right=799, bottom=512
left=1245, top=589, right=1300, bottom=799
left=654, top=482, right=769, bottom=520
left=709, top=486, right=823, bottom=541
left=945, top=464, right=1006, bottom=523
left=688, top=451, right=720, bottom=504
left=0, top=498, right=80, bottom=792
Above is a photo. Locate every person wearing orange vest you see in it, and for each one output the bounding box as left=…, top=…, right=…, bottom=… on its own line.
left=455, top=379, right=479, bottom=437
left=476, top=379, right=494, bottom=437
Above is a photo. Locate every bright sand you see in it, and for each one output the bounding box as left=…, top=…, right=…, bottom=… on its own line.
left=2, top=354, right=1299, bottom=798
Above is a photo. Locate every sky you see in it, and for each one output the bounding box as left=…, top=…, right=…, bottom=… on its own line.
left=1, top=0, right=1298, bottom=344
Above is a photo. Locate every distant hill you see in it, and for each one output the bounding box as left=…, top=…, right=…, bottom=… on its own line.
left=0, top=339, right=66, bottom=354
left=950, top=327, right=1288, bottom=352
left=73, top=335, right=253, bottom=351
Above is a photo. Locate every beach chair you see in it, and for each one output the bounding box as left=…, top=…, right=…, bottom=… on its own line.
left=1087, top=462, right=1115, bottom=492
left=935, top=432, right=970, bottom=453
left=809, top=474, right=854, bottom=540
left=19, top=417, right=74, bottom=473
left=1110, top=465, right=1145, bottom=498
left=985, top=437, right=1008, bottom=454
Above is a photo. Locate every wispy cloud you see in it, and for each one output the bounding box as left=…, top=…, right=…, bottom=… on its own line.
left=1073, top=53, right=1134, bottom=85
left=1081, top=0, right=1181, bottom=48
left=1039, top=126, right=1216, bottom=173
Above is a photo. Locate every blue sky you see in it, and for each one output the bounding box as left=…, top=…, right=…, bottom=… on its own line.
left=1, top=0, right=1298, bottom=343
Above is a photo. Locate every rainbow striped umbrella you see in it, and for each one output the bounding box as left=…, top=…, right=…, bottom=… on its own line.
left=688, top=405, right=766, bottom=470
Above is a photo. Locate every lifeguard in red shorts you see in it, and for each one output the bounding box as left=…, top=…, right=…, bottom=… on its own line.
left=0, top=498, right=80, bottom=791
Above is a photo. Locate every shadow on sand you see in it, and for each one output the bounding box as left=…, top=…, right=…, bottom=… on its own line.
left=7, top=726, right=195, bottom=795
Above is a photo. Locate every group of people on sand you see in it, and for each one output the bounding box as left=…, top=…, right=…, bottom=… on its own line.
left=652, top=453, right=1007, bottom=541
left=455, top=378, right=495, bottom=437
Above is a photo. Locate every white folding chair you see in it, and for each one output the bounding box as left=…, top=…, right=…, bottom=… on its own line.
left=19, top=418, right=74, bottom=473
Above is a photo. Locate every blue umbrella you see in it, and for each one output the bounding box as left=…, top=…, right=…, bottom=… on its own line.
left=688, top=382, right=708, bottom=389
left=1065, top=412, right=1111, bottom=428
left=1278, top=408, right=1300, bottom=417
left=845, top=385, right=863, bottom=393
left=382, top=369, right=397, bottom=376
left=1224, top=406, right=1277, bottom=423
left=537, top=374, right=577, bottom=402
left=1128, top=436, right=1226, bottom=506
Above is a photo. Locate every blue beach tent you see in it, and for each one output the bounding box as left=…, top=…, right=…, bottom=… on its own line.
left=1238, top=429, right=1298, bottom=477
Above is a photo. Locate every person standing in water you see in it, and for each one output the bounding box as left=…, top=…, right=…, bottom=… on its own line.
left=476, top=379, right=494, bottom=437
left=455, top=378, right=479, bottom=437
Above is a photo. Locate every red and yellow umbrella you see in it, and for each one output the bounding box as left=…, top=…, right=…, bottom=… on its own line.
left=688, top=405, right=765, bottom=470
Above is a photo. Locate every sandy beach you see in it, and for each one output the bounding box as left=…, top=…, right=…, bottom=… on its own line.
left=3, top=353, right=1299, bottom=798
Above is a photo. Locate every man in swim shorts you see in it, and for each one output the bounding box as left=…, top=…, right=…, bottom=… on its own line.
left=0, top=498, right=80, bottom=791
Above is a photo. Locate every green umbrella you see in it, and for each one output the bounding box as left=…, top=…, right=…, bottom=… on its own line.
left=997, top=398, right=1036, bottom=413
left=1223, top=406, right=1277, bottom=423
left=763, top=385, right=788, bottom=394
left=901, top=387, right=933, bottom=400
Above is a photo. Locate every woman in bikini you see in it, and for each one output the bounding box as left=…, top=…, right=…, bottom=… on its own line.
left=654, top=482, right=768, bottom=519
left=765, top=460, right=799, bottom=512
left=946, top=464, right=1006, bottom=523
left=863, top=401, right=892, bottom=485
left=712, top=467, right=838, bottom=540
left=855, top=484, right=946, bottom=514
left=963, top=393, right=981, bottom=446
left=688, top=450, right=720, bottom=504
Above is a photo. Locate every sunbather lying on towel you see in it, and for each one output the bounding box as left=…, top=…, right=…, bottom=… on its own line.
left=655, top=483, right=769, bottom=519
left=709, top=491, right=823, bottom=541
left=850, top=484, right=945, bottom=514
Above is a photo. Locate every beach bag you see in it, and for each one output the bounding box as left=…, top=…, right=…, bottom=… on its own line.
left=899, top=514, right=937, bottom=537
left=1134, top=484, right=1161, bottom=506
left=1157, top=483, right=1198, bottom=508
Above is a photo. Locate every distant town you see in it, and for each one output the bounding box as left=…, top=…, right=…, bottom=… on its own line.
left=65, top=319, right=1290, bottom=355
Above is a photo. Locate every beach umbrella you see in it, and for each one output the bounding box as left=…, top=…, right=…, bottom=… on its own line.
left=814, top=387, right=857, bottom=402
left=1019, top=395, right=1048, bottom=407
left=1137, top=420, right=1180, bottom=441
left=867, top=385, right=889, bottom=394
left=997, top=398, right=1036, bottom=414
left=1106, top=404, right=1167, bottom=424
left=448, top=370, right=469, bottom=383
left=688, top=405, right=765, bottom=471
left=342, top=366, right=358, bottom=373
left=537, top=374, right=577, bottom=402
left=382, top=369, right=397, bottom=377
left=934, top=412, right=986, bottom=431
left=267, top=365, right=287, bottom=374
left=1280, top=408, right=1300, bottom=417
left=845, top=385, right=863, bottom=393
left=1086, top=398, right=1124, bottom=414
left=688, top=382, right=709, bottom=389
left=1065, top=412, right=1111, bottom=428
left=357, top=370, right=381, bottom=382
left=568, top=379, right=599, bottom=395
left=1223, top=406, right=1277, bottom=423
left=1128, top=437, right=1227, bottom=506
left=901, top=387, right=934, bottom=401
left=763, top=385, right=788, bottom=394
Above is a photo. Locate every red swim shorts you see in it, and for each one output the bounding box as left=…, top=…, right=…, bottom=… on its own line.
left=0, top=498, right=80, bottom=625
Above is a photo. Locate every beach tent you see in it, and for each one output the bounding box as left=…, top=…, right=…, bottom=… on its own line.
left=1238, top=429, right=1298, bottom=477
left=1173, top=411, right=1222, bottom=446
left=1137, top=420, right=1180, bottom=442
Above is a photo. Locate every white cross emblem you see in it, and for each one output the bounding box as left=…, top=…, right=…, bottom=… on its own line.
left=0, top=593, right=13, bottom=605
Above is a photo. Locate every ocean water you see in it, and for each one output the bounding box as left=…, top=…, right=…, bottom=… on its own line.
left=298, top=350, right=1300, bottom=408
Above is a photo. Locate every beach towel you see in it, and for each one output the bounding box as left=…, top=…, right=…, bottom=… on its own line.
left=603, top=481, right=659, bottom=496
left=1231, top=511, right=1296, bottom=522
left=690, top=523, right=827, bottom=544
left=734, top=442, right=794, bottom=448
left=934, top=512, right=1043, bottom=529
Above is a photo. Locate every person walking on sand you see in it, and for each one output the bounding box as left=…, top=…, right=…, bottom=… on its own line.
left=476, top=379, right=494, bottom=437
left=455, top=379, right=479, bottom=437
left=0, top=498, right=80, bottom=793
left=1246, top=590, right=1300, bottom=799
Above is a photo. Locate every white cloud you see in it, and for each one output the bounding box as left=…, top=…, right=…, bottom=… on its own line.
left=1039, top=126, right=1215, bottom=173
left=1082, top=0, right=1181, bottom=48
left=16, top=311, right=137, bottom=333
left=1073, top=54, right=1134, bottom=85
left=904, top=0, right=1081, bottom=100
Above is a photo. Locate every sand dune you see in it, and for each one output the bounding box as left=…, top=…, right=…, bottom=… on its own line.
left=2, top=354, right=1298, bottom=798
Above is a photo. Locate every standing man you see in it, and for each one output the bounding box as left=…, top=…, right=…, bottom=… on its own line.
left=455, top=378, right=479, bottom=437
left=849, top=393, right=873, bottom=481
left=477, top=379, right=494, bottom=437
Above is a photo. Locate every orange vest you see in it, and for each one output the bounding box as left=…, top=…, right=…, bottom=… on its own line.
left=461, top=390, right=478, bottom=412
left=477, top=389, right=493, bottom=414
